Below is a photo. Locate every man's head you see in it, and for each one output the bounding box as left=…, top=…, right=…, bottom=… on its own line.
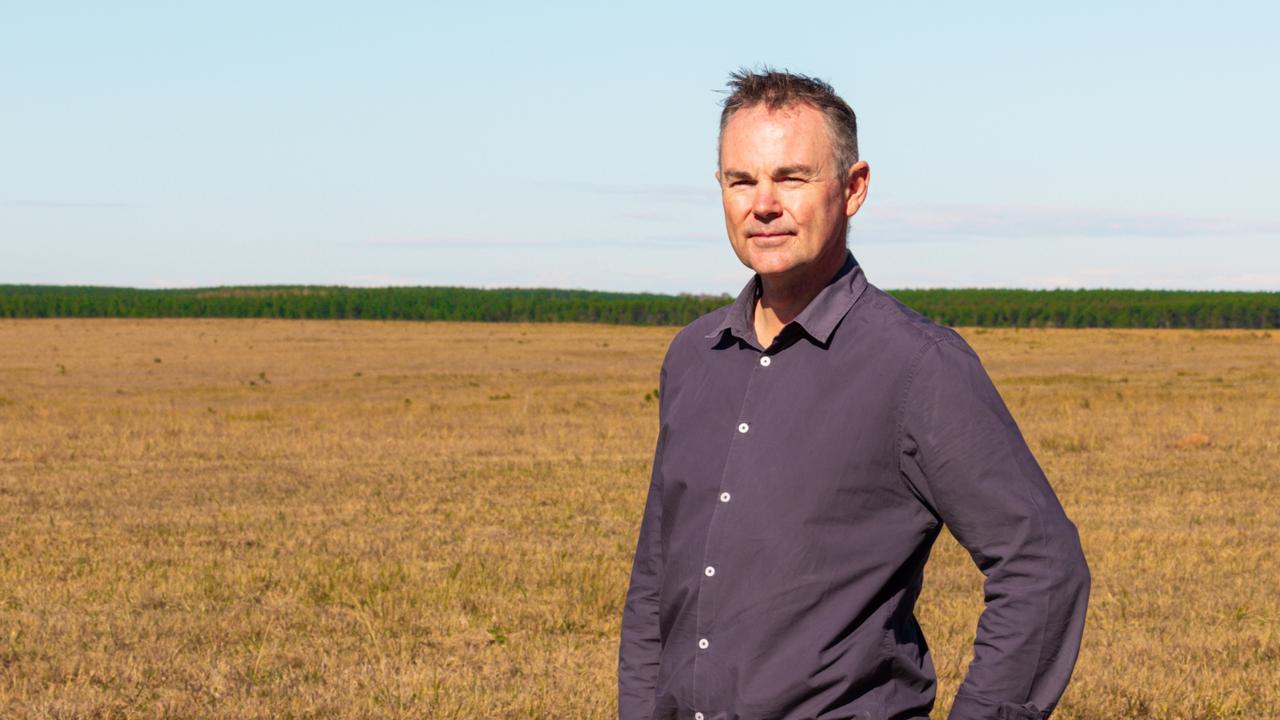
left=716, top=69, right=870, bottom=282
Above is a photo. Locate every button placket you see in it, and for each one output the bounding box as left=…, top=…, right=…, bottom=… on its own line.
left=696, top=345, right=771, bottom=711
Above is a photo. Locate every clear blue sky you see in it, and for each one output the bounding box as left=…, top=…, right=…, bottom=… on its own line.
left=3, top=2, right=1277, bottom=293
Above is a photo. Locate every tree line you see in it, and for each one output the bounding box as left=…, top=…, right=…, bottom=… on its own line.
left=1, top=284, right=1275, bottom=328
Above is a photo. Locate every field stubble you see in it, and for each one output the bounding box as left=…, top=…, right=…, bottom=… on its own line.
left=0, top=319, right=1277, bottom=719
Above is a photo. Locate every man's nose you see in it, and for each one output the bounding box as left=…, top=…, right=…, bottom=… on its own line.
left=752, top=181, right=782, bottom=219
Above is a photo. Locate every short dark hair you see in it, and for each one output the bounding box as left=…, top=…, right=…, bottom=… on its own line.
left=718, top=67, right=859, bottom=178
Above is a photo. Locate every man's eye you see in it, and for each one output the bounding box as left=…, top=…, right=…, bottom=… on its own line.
left=779, top=177, right=804, bottom=184
left=730, top=180, right=753, bottom=187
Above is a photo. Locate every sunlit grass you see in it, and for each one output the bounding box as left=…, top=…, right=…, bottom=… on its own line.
left=1, top=320, right=1276, bottom=718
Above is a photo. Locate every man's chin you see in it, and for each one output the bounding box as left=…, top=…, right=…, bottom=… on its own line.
left=748, top=253, right=804, bottom=278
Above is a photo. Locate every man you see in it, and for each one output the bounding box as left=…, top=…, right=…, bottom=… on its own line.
left=618, top=69, right=1090, bottom=720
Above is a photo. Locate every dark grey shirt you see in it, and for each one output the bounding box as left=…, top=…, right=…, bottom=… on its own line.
left=618, top=251, right=1089, bottom=720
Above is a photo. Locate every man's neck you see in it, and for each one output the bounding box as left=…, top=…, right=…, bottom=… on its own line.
left=753, top=242, right=847, bottom=348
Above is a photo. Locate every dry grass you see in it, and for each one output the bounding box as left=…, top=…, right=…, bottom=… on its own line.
left=0, top=319, right=1276, bottom=719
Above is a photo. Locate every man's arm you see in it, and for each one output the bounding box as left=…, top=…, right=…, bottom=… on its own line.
left=618, top=365, right=668, bottom=720
left=898, top=334, right=1090, bottom=720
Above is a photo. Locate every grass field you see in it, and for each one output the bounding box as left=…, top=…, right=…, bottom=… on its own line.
left=1, top=319, right=1277, bottom=719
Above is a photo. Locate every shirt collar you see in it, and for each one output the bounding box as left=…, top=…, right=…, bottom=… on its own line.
left=704, top=249, right=868, bottom=348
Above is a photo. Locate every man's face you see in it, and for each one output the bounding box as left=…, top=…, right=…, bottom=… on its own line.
left=717, top=103, right=868, bottom=280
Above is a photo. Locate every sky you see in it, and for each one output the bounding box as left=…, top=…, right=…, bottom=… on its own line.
left=3, top=2, right=1278, bottom=294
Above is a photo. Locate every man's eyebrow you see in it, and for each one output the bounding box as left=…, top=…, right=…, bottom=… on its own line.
left=721, top=165, right=819, bottom=182
left=773, top=165, right=818, bottom=177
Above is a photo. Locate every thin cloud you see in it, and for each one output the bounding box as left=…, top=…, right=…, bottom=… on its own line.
left=857, top=204, right=1280, bottom=241
left=361, top=230, right=727, bottom=248
left=1014, top=268, right=1280, bottom=291
left=143, top=277, right=206, bottom=289
left=640, top=232, right=725, bottom=245
left=559, top=181, right=718, bottom=205
left=361, top=237, right=607, bottom=248
left=619, top=210, right=676, bottom=221
left=5, top=200, right=132, bottom=209
left=345, top=273, right=420, bottom=287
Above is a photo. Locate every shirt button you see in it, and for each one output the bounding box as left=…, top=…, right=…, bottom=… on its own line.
left=698, top=637, right=709, bottom=650
left=759, top=355, right=771, bottom=366
left=695, top=714, right=705, bottom=720
left=720, top=491, right=731, bottom=502
left=737, top=422, right=749, bottom=433
left=704, top=565, right=715, bottom=577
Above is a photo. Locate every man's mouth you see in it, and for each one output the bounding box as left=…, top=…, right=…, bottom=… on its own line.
left=748, top=231, right=795, bottom=246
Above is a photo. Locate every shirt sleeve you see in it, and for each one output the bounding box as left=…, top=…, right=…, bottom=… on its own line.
left=618, top=363, right=669, bottom=720
left=898, top=334, right=1090, bottom=720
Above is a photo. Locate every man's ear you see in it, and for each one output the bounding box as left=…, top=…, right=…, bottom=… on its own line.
left=844, top=160, right=870, bottom=218
left=714, top=169, right=722, bottom=186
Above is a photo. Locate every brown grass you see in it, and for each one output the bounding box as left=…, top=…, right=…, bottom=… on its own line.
left=1, top=319, right=1277, bottom=719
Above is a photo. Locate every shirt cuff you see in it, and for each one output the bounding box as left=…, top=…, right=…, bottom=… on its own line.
left=948, top=695, right=1048, bottom=720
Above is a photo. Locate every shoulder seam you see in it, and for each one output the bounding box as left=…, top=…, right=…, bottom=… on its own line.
left=863, top=285, right=954, bottom=345
left=893, top=335, right=946, bottom=496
